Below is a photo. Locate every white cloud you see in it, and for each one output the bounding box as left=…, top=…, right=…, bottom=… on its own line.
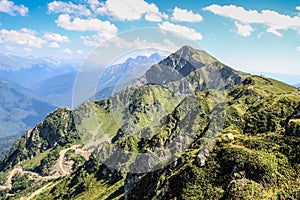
left=80, top=33, right=179, bottom=53
left=87, top=0, right=101, bottom=12
left=266, top=28, right=282, bottom=37
left=48, top=42, right=60, bottom=48
left=62, top=48, right=73, bottom=54
left=234, top=21, right=254, bottom=37
left=145, top=12, right=167, bottom=22
left=171, top=7, right=203, bottom=22
left=56, top=14, right=118, bottom=34
left=297, top=6, right=300, bottom=11
left=4, top=45, right=14, bottom=51
left=48, top=1, right=91, bottom=16
left=0, top=28, right=46, bottom=48
left=44, top=32, right=70, bottom=42
left=57, top=14, right=117, bottom=46
left=80, top=32, right=116, bottom=46
left=80, top=34, right=103, bottom=46
left=297, top=46, right=300, bottom=51
left=23, top=47, right=32, bottom=52
left=204, top=4, right=300, bottom=37
left=158, top=21, right=203, bottom=40
left=96, top=0, right=167, bottom=22
left=108, top=37, right=179, bottom=50
left=76, top=50, right=84, bottom=54
left=0, top=0, right=28, bottom=16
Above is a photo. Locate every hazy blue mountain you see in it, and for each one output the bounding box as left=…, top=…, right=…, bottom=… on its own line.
left=0, top=54, right=83, bottom=88
left=0, top=134, right=20, bottom=159
left=27, top=53, right=163, bottom=107
left=30, top=72, right=77, bottom=108
left=0, top=79, right=56, bottom=157
left=95, top=53, right=164, bottom=100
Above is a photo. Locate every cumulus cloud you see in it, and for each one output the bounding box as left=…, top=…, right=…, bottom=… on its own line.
left=111, top=37, right=179, bottom=51
left=158, top=21, right=203, bottom=40
left=297, top=6, right=300, bottom=11
left=87, top=0, right=101, bottom=12
left=56, top=14, right=118, bottom=34
left=80, top=33, right=180, bottom=53
left=23, top=47, right=32, bottom=52
left=266, top=28, right=282, bottom=37
left=297, top=46, right=300, bottom=51
left=76, top=50, right=84, bottom=54
left=80, top=33, right=111, bottom=46
left=204, top=4, right=300, bottom=37
left=62, top=48, right=73, bottom=54
left=0, top=28, right=46, bottom=48
left=96, top=0, right=167, bottom=22
left=44, top=32, right=70, bottom=42
left=48, top=42, right=60, bottom=48
left=0, top=0, right=28, bottom=16
left=48, top=1, right=91, bottom=16
left=56, top=14, right=117, bottom=47
left=171, top=7, right=203, bottom=22
left=234, top=21, right=254, bottom=37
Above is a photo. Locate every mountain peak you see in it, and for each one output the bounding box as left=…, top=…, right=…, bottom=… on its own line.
left=139, top=45, right=244, bottom=90
left=149, top=52, right=162, bottom=61
left=175, top=45, right=198, bottom=55
left=174, top=45, right=217, bottom=64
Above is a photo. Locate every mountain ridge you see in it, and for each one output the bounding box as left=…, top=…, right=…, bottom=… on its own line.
left=0, top=46, right=299, bottom=199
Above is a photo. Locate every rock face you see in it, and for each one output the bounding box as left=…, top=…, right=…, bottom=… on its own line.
left=137, top=45, right=246, bottom=94
left=196, top=148, right=210, bottom=167
left=226, top=133, right=234, bottom=140
left=286, top=119, right=300, bottom=136
left=285, top=104, right=300, bottom=136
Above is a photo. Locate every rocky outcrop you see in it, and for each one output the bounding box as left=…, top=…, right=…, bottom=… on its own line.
left=285, top=104, right=300, bottom=136
left=1, top=108, right=78, bottom=170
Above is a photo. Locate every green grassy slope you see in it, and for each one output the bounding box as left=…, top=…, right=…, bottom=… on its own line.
left=32, top=75, right=300, bottom=200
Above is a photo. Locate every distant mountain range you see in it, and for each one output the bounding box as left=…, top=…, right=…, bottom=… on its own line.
left=29, top=72, right=77, bottom=108
left=95, top=53, right=164, bottom=100
left=0, top=53, right=164, bottom=108
left=0, top=54, right=83, bottom=88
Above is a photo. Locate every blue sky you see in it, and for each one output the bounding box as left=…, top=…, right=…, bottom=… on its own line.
left=0, top=0, right=300, bottom=76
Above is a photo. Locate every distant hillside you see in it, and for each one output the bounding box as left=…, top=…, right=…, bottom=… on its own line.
left=252, top=72, right=300, bottom=86
left=30, top=72, right=77, bottom=108
left=0, top=79, right=56, bottom=157
left=0, top=134, right=20, bottom=160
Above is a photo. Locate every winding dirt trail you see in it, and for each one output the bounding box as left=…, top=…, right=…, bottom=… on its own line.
left=25, top=182, right=52, bottom=200
left=0, top=145, right=90, bottom=194
left=50, top=145, right=78, bottom=176
left=50, top=145, right=91, bottom=176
